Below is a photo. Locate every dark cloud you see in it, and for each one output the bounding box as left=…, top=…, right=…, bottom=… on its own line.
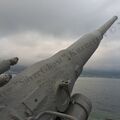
left=0, top=0, right=119, bottom=37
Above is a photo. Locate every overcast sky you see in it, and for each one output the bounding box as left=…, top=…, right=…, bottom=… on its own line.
left=0, top=0, right=120, bottom=71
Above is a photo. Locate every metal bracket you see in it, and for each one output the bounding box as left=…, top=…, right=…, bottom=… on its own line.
left=55, top=80, right=71, bottom=112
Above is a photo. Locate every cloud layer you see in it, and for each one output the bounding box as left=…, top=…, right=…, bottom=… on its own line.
left=0, top=32, right=73, bottom=65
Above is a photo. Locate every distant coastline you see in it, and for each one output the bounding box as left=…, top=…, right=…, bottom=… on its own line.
left=81, top=69, right=120, bottom=79
left=10, top=65, right=120, bottom=79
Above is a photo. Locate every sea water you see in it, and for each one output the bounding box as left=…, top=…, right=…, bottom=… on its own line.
left=72, top=77, right=120, bottom=120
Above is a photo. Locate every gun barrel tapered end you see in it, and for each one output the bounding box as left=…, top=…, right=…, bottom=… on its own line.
left=97, top=16, right=118, bottom=35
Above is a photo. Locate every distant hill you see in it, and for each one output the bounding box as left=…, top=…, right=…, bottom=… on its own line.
left=81, top=69, right=120, bottom=78
left=10, top=65, right=26, bottom=74
left=10, top=65, right=120, bottom=78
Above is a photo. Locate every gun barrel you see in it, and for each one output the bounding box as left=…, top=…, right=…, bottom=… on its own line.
left=0, top=57, right=19, bottom=74
left=97, top=16, right=118, bottom=35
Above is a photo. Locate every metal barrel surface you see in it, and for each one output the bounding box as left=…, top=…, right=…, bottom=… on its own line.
left=97, top=16, right=118, bottom=35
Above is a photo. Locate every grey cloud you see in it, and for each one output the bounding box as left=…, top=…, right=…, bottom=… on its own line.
left=85, top=38, right=120, bottom=71
left=0, top=32, right=73, bottom=65
left=0, top=0, right=119, bottom=37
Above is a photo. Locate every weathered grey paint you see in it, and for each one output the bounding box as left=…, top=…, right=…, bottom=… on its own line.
left=0, top=16, right=118, bottom=120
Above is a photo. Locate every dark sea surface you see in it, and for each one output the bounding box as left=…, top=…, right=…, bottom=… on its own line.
left=72, top=77, right=120, bottom=120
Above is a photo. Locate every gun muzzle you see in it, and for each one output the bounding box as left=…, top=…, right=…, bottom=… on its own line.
left=97, top=16, right=118, bottom=35
left=0, top=57, right=19, bottom=74
left=9, top=57, right=19, bottom=65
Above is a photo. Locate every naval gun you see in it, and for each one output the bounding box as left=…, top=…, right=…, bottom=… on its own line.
left=0, top=16, right=118, bottom=120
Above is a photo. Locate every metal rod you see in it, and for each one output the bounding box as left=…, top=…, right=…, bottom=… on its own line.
left=35, top=111, right=78, bottom=120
